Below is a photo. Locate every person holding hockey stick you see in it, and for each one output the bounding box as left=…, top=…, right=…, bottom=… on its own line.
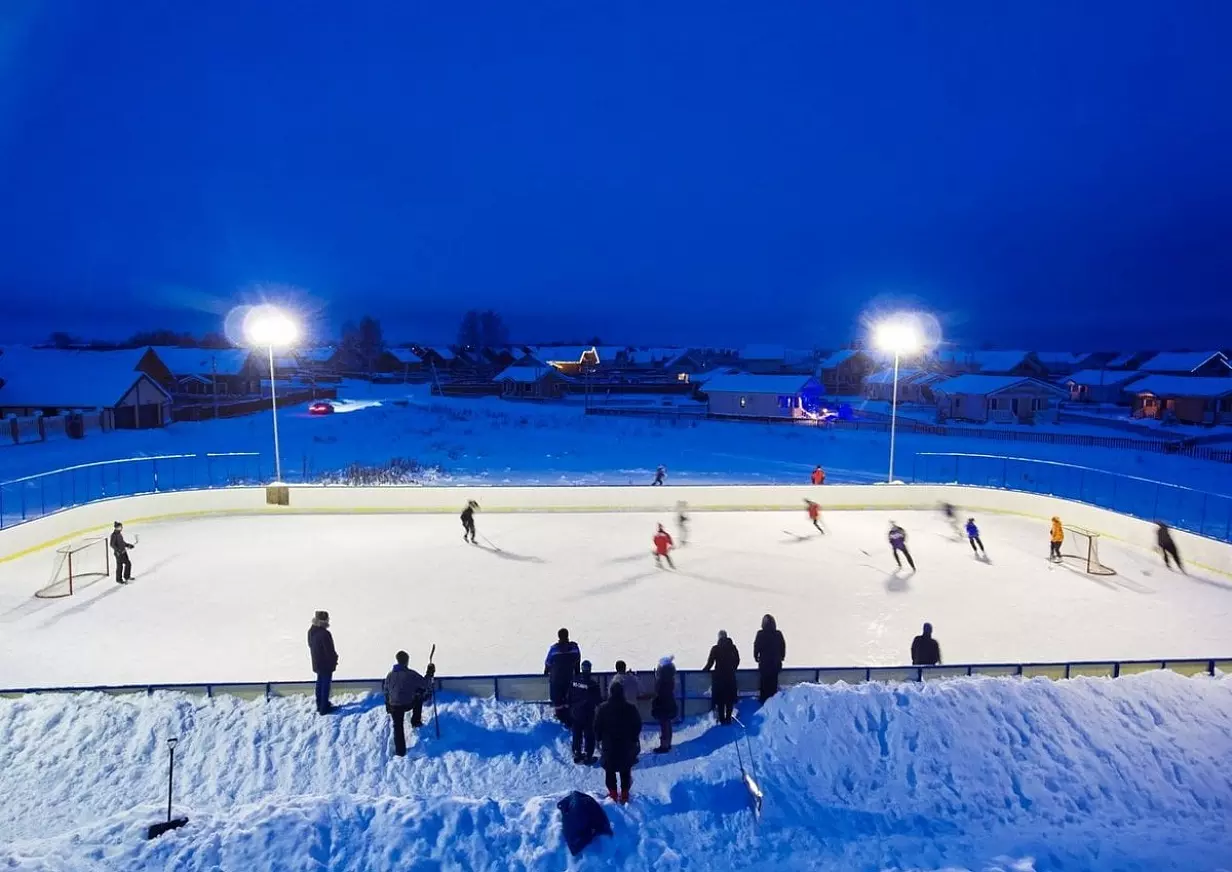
left=383, top=650, right=436, bottom=756
left=653, top=524, right=675, bottom=569
left=965, top=518, right=986, bottom=556
left=652, top=465, right=666, bottom=486
left=1050, top=517, right=1064, bottom=563
left=109, top=521, right=136, bottom=584
left=461, top=500, right=479, bottom=544
left=1156, top=522, right=1185, bottom=573
left=676, top=502, right=690, bottom=546
left=804, top=499, right=824, bottom=534
left=888, top=521, right=916, bottom=571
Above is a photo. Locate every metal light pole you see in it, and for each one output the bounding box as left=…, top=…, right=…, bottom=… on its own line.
left=267, top=344, right=282, bottom=483
left=888, top=349, right=900, bottom=483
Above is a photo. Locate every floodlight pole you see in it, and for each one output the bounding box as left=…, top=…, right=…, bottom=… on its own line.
left=267, top=344, right=283, bottom=483
left=888, top=350, right=900, bottom=483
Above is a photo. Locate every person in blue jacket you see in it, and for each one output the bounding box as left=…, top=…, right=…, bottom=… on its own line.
left=545, top=627, right=582, bottom=726
left=965, top=518, right=986, bottom=556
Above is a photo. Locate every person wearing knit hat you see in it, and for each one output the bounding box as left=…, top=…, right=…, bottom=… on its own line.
left=109, top=521, right=136, bottom=584
left=651, top=655, right=678, bottom=754
left=307, top=610, right=339, bottom=714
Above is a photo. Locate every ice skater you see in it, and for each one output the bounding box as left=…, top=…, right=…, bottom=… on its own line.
left=461, top=500, right=478, bottom=544
left=652, top=465, right=666, bottom=486
left=939, top=502, right=961, bottom=537
left=804, top=499, right=825, bottom=534
left=1156, top=522, right=1185, bottom=573
left=965, top=518, right=986, bottom=556
left=676, top=502, right=689, bottom=546
left=888, top=521, right=916, bottom=571
left=109, top=521, right=135, bottom=584
left=653, top=524, right=675, bottom=569
left=811, top=465, right=825, bottom=485
left=1050, top=516, right=1064, bottom=562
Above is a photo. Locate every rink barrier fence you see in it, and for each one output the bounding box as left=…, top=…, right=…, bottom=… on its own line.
left=4, top=659, right=1231, bottom=719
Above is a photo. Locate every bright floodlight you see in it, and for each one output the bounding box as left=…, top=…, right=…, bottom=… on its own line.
left=244, top=306, right=299, bottom=348
left=874, top=318, right=920, bottom=355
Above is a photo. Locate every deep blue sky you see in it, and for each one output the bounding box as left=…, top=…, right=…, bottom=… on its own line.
left=1, top=1, right=1230, bottom=348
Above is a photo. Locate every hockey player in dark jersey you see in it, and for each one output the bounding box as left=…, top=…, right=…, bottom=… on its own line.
left=460, top=500, right=478, bottom=544
left=888, top=521, right=916, bottom=571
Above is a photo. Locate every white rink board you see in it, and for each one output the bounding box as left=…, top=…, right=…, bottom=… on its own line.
left=1, top=504, right=1230, bottom=689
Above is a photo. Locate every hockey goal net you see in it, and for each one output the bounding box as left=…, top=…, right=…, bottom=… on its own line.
left=1060, top=526, right=1116, bottom=576
left=36, top=537, right=111, bottom=598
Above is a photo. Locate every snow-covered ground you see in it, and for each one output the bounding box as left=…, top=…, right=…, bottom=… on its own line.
left=3, top=383, right=1232, bottom=494
left=2, top=509, right=1229, bottom=689
left=1, top=671, right=1230, bottom=870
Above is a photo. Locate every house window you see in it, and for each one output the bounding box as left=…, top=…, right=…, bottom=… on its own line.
left=988, top=398, right=999, bottom=411
left=739, top=396, right=747, bottom=408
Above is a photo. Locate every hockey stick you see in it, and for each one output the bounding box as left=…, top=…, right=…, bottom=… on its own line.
left=428, top=643, right=440, bottom=738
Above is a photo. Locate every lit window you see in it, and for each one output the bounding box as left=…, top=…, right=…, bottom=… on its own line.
left=739, top=396, right=747, bottom=408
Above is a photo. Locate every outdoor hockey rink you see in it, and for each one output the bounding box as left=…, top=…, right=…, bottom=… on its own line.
left=1, top=509, right=1229, bottom=688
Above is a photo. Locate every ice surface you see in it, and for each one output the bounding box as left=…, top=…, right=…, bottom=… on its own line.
left=2, top=509, right=1229, bottom=689
left=0, top=671, right=1229, bottom=870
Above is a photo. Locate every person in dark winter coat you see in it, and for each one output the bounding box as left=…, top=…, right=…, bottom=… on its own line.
left=594, top=681, right=642, bottom=804
left=545, top=628, right=582, bottom=725
left=703, top=630, right=740, bottom=724
left=384, top=651, right=437, bottom=756
left=911, top=622, right=942, bottom=666
left=109, top=521, right=135, bottom=584
left=651, top=656, right=677, bottom=753
left=1156, top=522, right=1185, bottom=573
left=307, top=610, right=338, bottom=715
left=461, top=500, right=478, bottom=544
left=569, top=660, right=602, bottom=763
left=652, top=465, right=666, bottom=486
left=753, top=614, right=786, bottom=703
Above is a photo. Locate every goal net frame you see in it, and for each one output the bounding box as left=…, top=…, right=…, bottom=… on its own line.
left=1060, top=525, right=1117, bottom=576
left=36, top=537, right=112, bottom=598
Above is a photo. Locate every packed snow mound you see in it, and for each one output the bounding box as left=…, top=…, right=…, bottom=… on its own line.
left=2, top=672, right=1231, bottom=871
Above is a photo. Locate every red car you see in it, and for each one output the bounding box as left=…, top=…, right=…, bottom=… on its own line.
left=308, top=401, right=335, bottom=416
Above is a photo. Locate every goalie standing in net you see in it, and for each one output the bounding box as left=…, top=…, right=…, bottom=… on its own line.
left=109, top=521, right=135, bottom=584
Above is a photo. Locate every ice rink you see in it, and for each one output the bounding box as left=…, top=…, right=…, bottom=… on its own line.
left=2, top=509, right=1230, bottom=688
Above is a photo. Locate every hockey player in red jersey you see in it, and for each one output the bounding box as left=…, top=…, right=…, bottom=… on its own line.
left=804, top=499, right=825, bottom=534
left=653, top=524, right=676, bottom=569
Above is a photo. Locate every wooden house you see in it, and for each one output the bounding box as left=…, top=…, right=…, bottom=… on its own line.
left=933, top=374, right=1067, bottom=424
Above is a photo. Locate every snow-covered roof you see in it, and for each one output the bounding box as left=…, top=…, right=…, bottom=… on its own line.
left=1063, top=370, right=1146, bottom=388
left=687, top=367, right=740, bottom=384
left=1105, top=352, right=1143, bottom=368
left=624, top=347, right=686, bottom=366
left=1138, top=351, right=1230, bottom=374
left=0, top=347, right=169, bottom=408
left=933, top=374, right=1065, bottom=396
left=386, top=348, right=419, bottom=365
left=702, top=374, right=818, bottom=394
left=816, top=349, right=864, bottom=369
left=153, top=347, right=254, bottom=376
left=297, top=347, right=336, bottom=363
left=1033, top=352, right=1087, bottom=365
left=1130, top=375, right=1232, bottom=399
left=865, top=368, right=924, bottom=385
left=936, top=349, right=1034, bottom=373
left=493, top=363, right=563, bottom=383
left=425, top=346, right=456, bottom=361
left=529, top=346, right=604, bottom=365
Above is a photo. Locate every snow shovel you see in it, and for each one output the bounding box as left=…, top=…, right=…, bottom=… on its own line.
left=146, top=737, right=189, bottom=839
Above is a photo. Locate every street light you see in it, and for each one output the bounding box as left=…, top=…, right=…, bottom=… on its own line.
left=244, top=306, right=299, bottom=483
left=874, top=317, right=921, bottom=483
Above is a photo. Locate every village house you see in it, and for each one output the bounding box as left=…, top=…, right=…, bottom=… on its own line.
left=1102, top=351, right=1155, bottom=370
left=1137, top=351, right=1231, bottom=377
left=934, top=350, right=1049, bottom=378
left=0, top=347, right=173, bottom=431
left=815, top=349, right=875, bottom=395
left=864, top=369, right=944, bottom=404
left=1130, top=376, right=1232, bottom=426
left=702, top=373, right=822, bottom=419
left=492, top=360, right=570, bottom=400
left=152, top=347, right=263, bottom=397
left=1062, top=370, right=1146, bottom=405
left=736, top=345, right=816, bottom=375
left=1033, top=352, right=1096, bottom=377
left=933, top=374, right=1067, bottom=424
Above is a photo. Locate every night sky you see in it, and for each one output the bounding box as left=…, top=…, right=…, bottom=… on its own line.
left=1, top=1, right=1230, bottom=348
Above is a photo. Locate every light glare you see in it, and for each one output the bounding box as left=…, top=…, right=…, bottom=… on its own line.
left=244, top=306, right=299, bottom=348
left=874, top=318, right=920, bottom=354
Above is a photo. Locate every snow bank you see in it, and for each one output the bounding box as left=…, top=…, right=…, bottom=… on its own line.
left=2, top=671, right=1230, bottom=870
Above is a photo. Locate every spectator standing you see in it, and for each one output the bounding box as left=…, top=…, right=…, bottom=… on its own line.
left=569, top=660, right=602, bottom=764
left=383, top=651, right=436, bottom=756
left=594, top=681, right=642, bottom=804
left=609, top=660, right=640, bottom=702
left=1050, top=517, right=1064, bottom=562
left=307, top=610, right=338, bottom=715
left=753, top=614, right=786, bottom=703
left=911, top=622, right=942, bottom=666
left=703, top=630, right=740, bottom=725
left=545, top=628, right=582, bottom=726
left=109, top=521, right=135, bottom=584
left=651, top=656, right=678, bottom=753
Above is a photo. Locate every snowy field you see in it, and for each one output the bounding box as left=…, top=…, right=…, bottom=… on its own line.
left=2, top=509, right=1230, bottom=689
left=1, top=671, right=1230, bottom=870
left=4, top=383, right=1232, bottom=494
